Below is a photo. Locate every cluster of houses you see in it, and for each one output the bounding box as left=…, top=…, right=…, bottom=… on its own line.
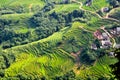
left=109, top=27, right=120, bottom=48
left=91, top=27, right=120, bottom=57
left=109, top=27, right=120, bottom=36
left=92, top=30, right=112, bottom=49
left=91, top=27, right=120, bottom=50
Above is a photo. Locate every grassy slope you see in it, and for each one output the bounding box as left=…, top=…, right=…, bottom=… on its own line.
left=4, top=27, right=75, bottom=79
left=1, top=0, right=120, bottom=79
left=0, top=13, right=34, bottom=34
left=5, top=51, right=74, bottom=78
left=4, top=21, right=117, bottom=79
left=49, top=3, right=80, bottom=13
left=78, top=55, right=118, bottom=79
left=109, top=7, right=120, bottom=21
left=0, top=0, right=13, bottom=7
left=0, top=0, right=45, bottom=10
left=78, top=0, right=109, bottom=12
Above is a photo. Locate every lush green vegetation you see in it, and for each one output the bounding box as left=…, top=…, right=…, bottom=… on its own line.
left=109, top=7, right=120, bottom=20
left=83, top=0, right=109, bottom=12
left=110, top=48, right=120, bottom=79
left=78, top=55, right=118, bottom=79
left=0, top=0, right=120, bottom=79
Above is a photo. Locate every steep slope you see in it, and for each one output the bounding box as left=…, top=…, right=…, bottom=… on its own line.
left=2, top=22, right=118, bottom=79
left=0, top=0, right=120, bottom=79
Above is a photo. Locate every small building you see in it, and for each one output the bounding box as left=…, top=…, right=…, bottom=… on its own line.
left=110, top=29, right=116, bottom=35
left=94, top=30, right=103, bottom=40
left=116, top=27, right=120, bottom=34
left=108, top=52, right=114, bottom=57
left=101, top=40, right=111, bottom=46
left=102, top=7, right=109, bottom=12
left=115, top=44, right=120, bottom=48
left=102, top=33, right=109, bottom=40
left=85, top=0, right=92, bottom=6
left=101, top=39, right=112, bottom=48
left=91, top=44, right=97, bottom=50
left=86, top=2, right=91, bottom=6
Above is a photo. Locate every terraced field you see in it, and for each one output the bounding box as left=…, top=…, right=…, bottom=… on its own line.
left=0, top=13, right=34, bottom=34
left=78, top=55, right=118, bottom=79
left=4, top=27, right=74, bottom=78
left=49, top=3, right=80, bottom=13
left=0, top=0, right=45, bottom=13
left=109, top=7, right=120, bottom=21
left=1, top=0, right=120, bottom=79
left=5, top=49, right=74, bottom=79
left=2, top=20, right=118, bottom=79
left=77, top=0, right=109, bottom=12
left=0, top=0, right=14, bottom=7
left=4, top=22, right=118, bottom=79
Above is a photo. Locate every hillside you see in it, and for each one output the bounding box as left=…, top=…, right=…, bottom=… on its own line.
left=0, top=0, right=120, bottom=80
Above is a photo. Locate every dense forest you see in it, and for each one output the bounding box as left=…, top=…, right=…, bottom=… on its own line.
left=0, top=8, right=84, bottom=49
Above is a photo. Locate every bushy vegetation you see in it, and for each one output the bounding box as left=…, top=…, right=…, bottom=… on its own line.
left=110, top=48, right=120, bottom=79
left=0, top=8, right=85, bottom=49
left=0, top=0, right=120, bottom=79
left=83, top=0, right=109, bottom=12
left=109, top=7, right=120, bottom=20
left=78, top=55, right=118, bottom=79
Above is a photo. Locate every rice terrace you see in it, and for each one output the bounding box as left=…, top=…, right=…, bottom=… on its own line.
left=0, top=0, right=120, bottom=80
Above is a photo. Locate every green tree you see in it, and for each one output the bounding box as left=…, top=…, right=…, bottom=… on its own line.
left=110, top=48, right=120, bottom=79
left=109, top=0, right=119, bottom=8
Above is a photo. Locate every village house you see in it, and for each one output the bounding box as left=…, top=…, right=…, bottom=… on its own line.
left=101, top=39, right=111, bottom=47
left=110, top=29, right=116, bottom=35
left=102, top=32, right=109, bottom=40
left=116, top=27, right=120, bottom=34
left=91, top=43, right=97, bottom=50
left=108, top=52, right=114, bottom=57
left=102, top=7, right=109, bottom=12
left=94, top=30, right=112, bottom=49
left=85, top=0, right=92, bottom=6
left=100, top=32, right=112, bottom=48
left=93, top=26, right=120, bottom=49
left=94, top=30, right=103, bottom=40
left=109, top=27, right=120, bottom=36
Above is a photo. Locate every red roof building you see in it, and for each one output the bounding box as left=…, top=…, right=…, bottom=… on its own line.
left=94, top=30, right=103, bottom=40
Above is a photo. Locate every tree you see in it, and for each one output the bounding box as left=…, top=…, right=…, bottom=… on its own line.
left=110, top=48, right=120, bottom=79
left=109, top=0, right=119, bottom=8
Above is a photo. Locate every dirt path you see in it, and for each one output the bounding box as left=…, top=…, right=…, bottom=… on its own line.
left=70, top=48, right=83, bottom=66
left=103, top=7, right=120, bottom=22
left=71, top=51, right=81, bottom=65
left=72, top=0, right=118, bottom=47
left=72, top=0, right=120, bottom=22
left=71, top=49, right=82, bottom=75
left=29, top=4, right=33, bottom=12
left=72, top=0, right=102, bottom=19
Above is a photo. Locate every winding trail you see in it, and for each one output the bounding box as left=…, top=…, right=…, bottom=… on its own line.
left=104, top=7, right=120, bottom=22
left=71, top=0, right=120, bottom=22
left=71, top=0, right=118, bottom=47
left=72, top=0, right=102, bottom=18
